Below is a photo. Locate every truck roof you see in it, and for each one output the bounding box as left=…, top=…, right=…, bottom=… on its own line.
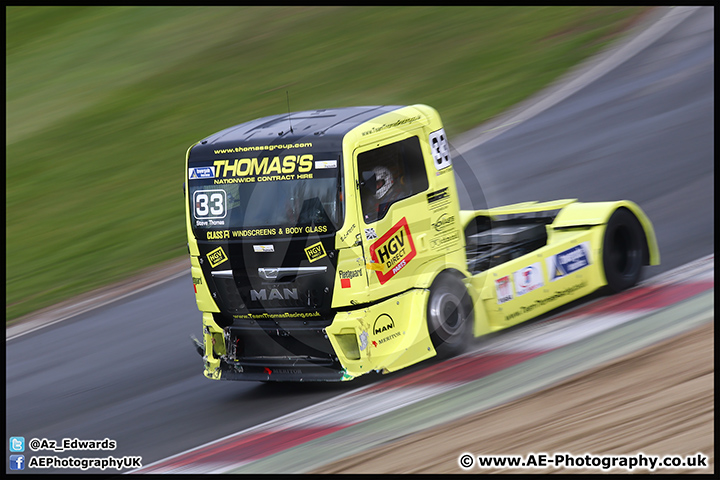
left=191, top=105, right=403, bottom=156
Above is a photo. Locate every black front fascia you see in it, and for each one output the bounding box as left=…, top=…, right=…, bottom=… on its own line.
left=197, top=232, right=338, bottom=324
left=197, top=233, right=345, bottom=380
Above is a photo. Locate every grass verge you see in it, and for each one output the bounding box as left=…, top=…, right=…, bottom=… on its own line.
left=6, top=6, right=651, bottom=321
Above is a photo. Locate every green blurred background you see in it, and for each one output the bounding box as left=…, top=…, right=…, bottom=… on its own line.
left=6, top=6, right=651, bottom=322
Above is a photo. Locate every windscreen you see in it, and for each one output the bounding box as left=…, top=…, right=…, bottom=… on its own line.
left=188, top=152, right=343, bottom=238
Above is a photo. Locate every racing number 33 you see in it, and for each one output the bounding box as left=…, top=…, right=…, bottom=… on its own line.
left=194, top=190, right=227, bottom=219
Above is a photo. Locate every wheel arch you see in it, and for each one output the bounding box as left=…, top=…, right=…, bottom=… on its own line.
left=425, top=268, right=475, bottom=357
left=553, top=200, right=659, bottom=266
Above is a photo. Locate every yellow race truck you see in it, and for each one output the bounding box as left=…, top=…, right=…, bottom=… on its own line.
left=185, top=105, right=659, bottom=381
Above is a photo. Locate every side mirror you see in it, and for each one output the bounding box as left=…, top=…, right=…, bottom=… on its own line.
left=360, top=171, right=377, bottom=196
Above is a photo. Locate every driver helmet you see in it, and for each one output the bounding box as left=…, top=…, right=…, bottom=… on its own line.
left=373, top=166, right=394, bottom=199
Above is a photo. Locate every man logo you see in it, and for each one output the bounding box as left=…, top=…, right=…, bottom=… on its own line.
left=250, top=288, right=299, bottom=301
left=373, top=314, right=394, bottom=335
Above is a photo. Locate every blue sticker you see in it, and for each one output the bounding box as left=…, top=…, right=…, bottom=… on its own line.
left=189, top=166, right=216, bottom=179
left=548, top=242, right=591, bottom=281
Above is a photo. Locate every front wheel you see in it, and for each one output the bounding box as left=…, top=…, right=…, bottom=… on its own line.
left=602, top=208, right=646, bottom=293
left=427, top=272, right=473, bottom=358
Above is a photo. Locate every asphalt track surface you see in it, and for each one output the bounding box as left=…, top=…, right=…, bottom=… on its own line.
left=5, top=6, right=713, bottom=474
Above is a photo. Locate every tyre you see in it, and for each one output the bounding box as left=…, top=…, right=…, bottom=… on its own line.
left=426, top=272, right=473, bottom=358
left=602, top=208, right=646, bottom=293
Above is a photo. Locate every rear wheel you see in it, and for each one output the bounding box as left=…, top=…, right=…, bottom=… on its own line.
left=602, top=208, right=646, bottom=292
left=427, top=272, right=473, bottom=358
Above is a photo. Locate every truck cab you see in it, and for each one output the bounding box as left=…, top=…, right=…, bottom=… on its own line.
left=186, top=105, right=467, bottom=381
left=185, top=104, right=659, bottom=382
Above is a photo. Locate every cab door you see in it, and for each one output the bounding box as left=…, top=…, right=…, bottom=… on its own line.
left=353, top=131, right=434, bottom=301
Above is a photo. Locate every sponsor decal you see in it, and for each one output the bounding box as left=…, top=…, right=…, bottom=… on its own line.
left=315, top=160, right=337, bottom=169
left=495, top=275, right=514, bottom=304
left=339, top=269, right=362, bottom=280
left=429, top=128, right=452, bottom=170
left=372, top=315, right=401, bottom=346
left=369, top=217, right=417, bottom=285
left=431, top=213, right=455, bottom=232
left=375, top=331, right=402, bottom=346
left=206, top=151, right=339, bottom=184
left=192, top=276, right=202, bottom=293
left=546, top=242, right=591, bottom=281
left=213, top=155, right=312, bottom=179
left=206, top=246, right=228, bottom=268
left=226, top=228, right=277, bottom=237
left=305, top=241, right=327, bottom=263
left=505, top=281, right=588, bottom=321
left=207, top=230, right=230, bottom=240
left=189, top=166, right=216, bottom=179
left=250, top=288, right=299, bottom=301
left=253, top=244, right=275, bottom=253
left=364, top=227, right=377, bottom=240
left=427, top=187, right=451, bottom=211
left=232, top=312, right=321, bottom=319
left=430, top=213, right=459, bottom=249
left=213, top=142, right=313, bottom=155
left=339, top=268, right=362, bottom=289
left=360, top=115, right=421, bottom=136
left=280, top=225, right=328, bottom=235
left=373, top=314, right=395, bottom=335
left=430, top=231, right=460, bottom=249
left=513, top=262, right=544, bottom=296
left=427, top=187, right=449, bottom=204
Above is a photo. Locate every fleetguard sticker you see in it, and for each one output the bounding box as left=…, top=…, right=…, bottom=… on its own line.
left=206, top=246, right=228, bottom=268
left=369, top=217, right=417, bottom=285
left=513, top=262, right=544, bottom=296
left=339, top=268, right=362, bottom=288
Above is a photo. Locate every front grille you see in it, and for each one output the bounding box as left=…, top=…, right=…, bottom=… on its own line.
left=226, top=325, right=336, bottom=360
left=213, top=273, right=329, bottom=314
left=215, top=277, right=245, bottom=311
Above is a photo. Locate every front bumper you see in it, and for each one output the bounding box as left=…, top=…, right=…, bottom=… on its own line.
left=214, top=356, right=348, bottom=382
left=201, top=288, right=436, bottom=382
left=202, top=314, right=350, bottom=381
